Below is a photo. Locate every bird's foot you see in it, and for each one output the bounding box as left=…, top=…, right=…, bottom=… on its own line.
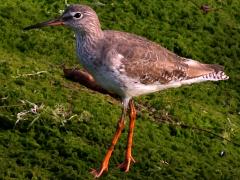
left=117, top=155, right=136, bottom=172
left=90, top=165, right=108, bottom=178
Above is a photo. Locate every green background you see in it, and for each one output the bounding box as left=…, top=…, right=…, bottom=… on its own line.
left=0, top=0, right=239, bottom=179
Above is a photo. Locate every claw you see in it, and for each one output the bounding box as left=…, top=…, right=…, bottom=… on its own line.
left=90, top=167, right=108, bottom=178
left=118, top=156, right=136, bottom=172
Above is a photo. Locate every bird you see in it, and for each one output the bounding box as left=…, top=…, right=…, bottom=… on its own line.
left=24, top=4, right=229, bottom=178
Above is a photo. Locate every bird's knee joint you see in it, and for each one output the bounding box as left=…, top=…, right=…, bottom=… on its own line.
left=117, top=120, right=125, bottom=129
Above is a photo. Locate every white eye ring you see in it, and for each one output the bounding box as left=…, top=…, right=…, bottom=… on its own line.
left=73, top=12, right=83, bottom=19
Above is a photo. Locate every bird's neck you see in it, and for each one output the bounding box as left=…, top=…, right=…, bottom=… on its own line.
left=74, top=26, right=103, bottom=73
left=74, top=27, right=103, bottom=59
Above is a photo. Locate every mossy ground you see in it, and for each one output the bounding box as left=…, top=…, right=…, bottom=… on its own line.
left=0, top=0, right=240, bottom=179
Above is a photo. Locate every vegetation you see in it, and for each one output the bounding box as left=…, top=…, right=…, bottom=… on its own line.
left=0, top=0, right=240, bottom=179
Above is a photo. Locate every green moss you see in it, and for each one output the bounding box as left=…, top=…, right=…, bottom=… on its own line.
left=0, top=0, right=240, bottom=179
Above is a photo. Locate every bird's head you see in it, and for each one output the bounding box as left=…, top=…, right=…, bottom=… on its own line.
left=24, top=4, right=101, bottom=33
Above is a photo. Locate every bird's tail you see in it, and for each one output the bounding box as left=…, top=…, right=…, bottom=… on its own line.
left=184, top=59, right=229, bottom=81
left=200, top=64, right=229, bottom=81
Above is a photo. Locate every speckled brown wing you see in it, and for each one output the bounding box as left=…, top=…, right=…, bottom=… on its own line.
left=104, top=30, right=228, bottom=85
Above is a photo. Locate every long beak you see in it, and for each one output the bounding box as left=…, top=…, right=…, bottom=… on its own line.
left=24, top=18, right=64, bottom=30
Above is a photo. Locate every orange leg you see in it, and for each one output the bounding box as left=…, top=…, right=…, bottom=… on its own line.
left=91, top=108, right=126, bottom=178
left=118, top=99, right=136, bottom=172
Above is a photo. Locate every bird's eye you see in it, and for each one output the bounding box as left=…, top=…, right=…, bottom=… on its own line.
left=73, top=12, right=82, bottom=19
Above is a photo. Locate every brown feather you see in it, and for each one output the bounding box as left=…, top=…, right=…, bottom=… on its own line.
left=99, top=30, right=228, bottom=84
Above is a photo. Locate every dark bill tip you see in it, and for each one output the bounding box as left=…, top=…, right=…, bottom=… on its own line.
left=23, top=18, right=64, bottom=31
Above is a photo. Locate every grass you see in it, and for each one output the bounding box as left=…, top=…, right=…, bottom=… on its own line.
left=0, top=0, right=240, bottom=179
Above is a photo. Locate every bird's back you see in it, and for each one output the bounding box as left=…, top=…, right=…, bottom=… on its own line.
left=102, top=30, right=228, bottom=86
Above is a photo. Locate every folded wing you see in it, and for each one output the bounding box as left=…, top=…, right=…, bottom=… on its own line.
left=103, top=31, right=229, bottom=85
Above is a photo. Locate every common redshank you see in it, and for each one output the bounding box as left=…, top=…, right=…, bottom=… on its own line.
left=24, top=4, right=229, bottom=178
